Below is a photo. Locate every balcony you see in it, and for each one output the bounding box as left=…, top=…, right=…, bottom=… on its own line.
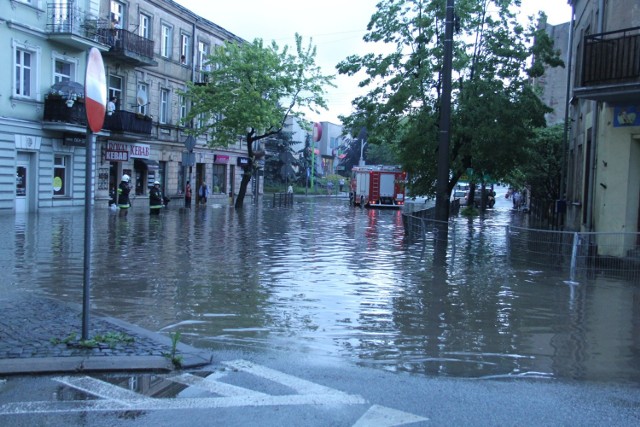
left=104, top=111, right=153, bottom=135
left=575, top=26, right=640, bottom=103
left=46, top=1, right=108, bottom=51
left=96, top=27, right=157, bottom=67
left=42, top=97, right=88, bottom=133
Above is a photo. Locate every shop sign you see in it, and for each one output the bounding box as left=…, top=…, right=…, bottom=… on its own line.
left=105, top=142, right=150, bottom=162
left=237, top=156, right=250, bottom=167
left=105, top=141, right=129, bottom=162
left=64, top=135, right=85, bottom=147
left=105, top=150, right=129, bottom=161
left=613, top=105, right=640, bottom=127
left=129, top=143, right=150, bottom=158
left=215, top=154, right=229, bottom=163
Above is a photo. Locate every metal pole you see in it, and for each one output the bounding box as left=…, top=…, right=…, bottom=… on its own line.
left=435, top=0, right=454, bottom=225
left=570, top=232, right=579, bottom=282
left=82, top=130, right=95, bottom=340
left=560, top=7, right=575, bottom=199
left=310, top=137, right=315, bottom=191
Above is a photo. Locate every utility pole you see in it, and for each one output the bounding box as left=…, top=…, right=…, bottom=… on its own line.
left=435, top=0, right=454, bottom=224
left=434, top=0, right=454, bottom=265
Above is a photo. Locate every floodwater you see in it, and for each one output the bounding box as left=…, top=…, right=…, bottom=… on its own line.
left=1, top=194, right=639, bottom=385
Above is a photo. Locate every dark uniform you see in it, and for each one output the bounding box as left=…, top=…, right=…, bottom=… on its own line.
left=149, top=182, right=164, bottom=215
left=117, top=175, right=131, bottom=216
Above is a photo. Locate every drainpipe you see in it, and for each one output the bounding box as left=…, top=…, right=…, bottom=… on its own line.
left=191, top=20, right=197, bottom=82
left=560, top=5, right=575, bottom=202
left=585, top=0, right=605, bottom=232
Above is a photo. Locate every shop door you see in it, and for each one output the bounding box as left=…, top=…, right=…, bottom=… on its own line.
left=15, top=162, right=29, bottom=213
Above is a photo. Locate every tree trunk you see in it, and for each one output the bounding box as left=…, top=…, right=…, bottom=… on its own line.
left=234, top=170, right=252, bottom=209
left=235, top=133, right=255, bottom=209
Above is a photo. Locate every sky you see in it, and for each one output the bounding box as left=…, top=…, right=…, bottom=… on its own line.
left=174, top=0, right=572, bottom=124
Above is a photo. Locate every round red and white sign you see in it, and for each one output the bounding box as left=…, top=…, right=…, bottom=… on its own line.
left=313, top=122, right=322, bottom=142
left=84, top=48, right=107, bottom=133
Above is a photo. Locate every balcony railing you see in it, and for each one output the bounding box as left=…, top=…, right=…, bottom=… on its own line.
left=581, top=27, right=640, bottom=86
left=46, top=1, right=108, bottom=48
left=104, top=111, right=153, bottom=135
left=97, top=27, right=156, bottom=66
left=43, top=97, right=87, bottom=126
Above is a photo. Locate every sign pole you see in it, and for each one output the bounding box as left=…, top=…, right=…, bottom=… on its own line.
left=82, top=47, right=107, bottom=340
left=82, top=130, right=95, bottom=339
left=311, top=123, right=322, bottom=191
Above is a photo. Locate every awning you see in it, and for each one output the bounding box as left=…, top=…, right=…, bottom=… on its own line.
left=134, top=158, right=159, bottom=170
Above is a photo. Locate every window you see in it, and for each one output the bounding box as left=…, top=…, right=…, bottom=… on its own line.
left=139, top=13, right=150, bottom=39
left=159, top=88, right=169, bottom=124
left=110, top=1, right=125, bottom=27
left=53, top=59, right=73, bottom=83
left=196, top=41, right=210, bottom=83
left=180, top=33, right=190, bottom=65
left=13, top=41, right=40, bottom=99
left=108, top=74, right=123, bottom=109
left=52, top=0, right=70, bottom=29
left=137, top=83, right=149, bottom=116
left=179, top=95, right=188, bottom=125
left=213, top=164, right=226, bottom=194
left=53, top=155, right=69, bottom=196
left=197, top=41, right=209, bottom=69
left=161, top=24, right=172, bottom=58
left=15, top=50, right=32, bottom=97
left=195, top=113, right=206, bottom=129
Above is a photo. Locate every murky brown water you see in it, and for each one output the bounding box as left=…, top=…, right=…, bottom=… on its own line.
left=1, top=195, right=639, bottom=384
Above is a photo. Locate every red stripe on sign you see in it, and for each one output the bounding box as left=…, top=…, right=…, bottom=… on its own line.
left=85, top=48, right=107, bottom=132
left=86, top=97, right=106, bottom=132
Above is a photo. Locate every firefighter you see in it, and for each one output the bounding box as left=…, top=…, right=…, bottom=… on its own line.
left=149, top=180, right=164, bottom=215
left=117, top=174, right=131, bottom=216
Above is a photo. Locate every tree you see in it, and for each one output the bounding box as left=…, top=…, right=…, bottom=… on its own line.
left=512, top=123, right=564, bottom=201
left=262, top=130, right=300, bottom=187
left=184, top=35, right=334, bottom=208
left=337, top=0, right=563, bottom=213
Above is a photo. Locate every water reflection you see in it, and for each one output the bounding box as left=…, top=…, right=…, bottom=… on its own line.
left=0, top=198, right=638, bottom=385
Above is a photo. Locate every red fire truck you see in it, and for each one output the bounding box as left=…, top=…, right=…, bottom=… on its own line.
left=350, top=165, right=407, bottom=208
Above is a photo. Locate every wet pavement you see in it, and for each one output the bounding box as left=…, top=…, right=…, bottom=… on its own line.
left=0, top=192, right=638, bottom=386
left=0, top=291, right=212, bottom=374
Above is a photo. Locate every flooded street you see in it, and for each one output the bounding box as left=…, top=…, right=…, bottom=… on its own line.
left=1, top=195, right=639, bottom=385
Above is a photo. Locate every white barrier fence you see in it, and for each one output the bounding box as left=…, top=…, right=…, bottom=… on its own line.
left=402, top=212, right=640, bottom=282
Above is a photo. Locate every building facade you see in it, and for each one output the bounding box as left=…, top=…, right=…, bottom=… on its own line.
left=537, top=21, right=571, bottom=127
left=2, top=0, right=252, bottom=213
left=565, top=0, right=640, bottom=255
left=315, top=121, right=344, bottom=176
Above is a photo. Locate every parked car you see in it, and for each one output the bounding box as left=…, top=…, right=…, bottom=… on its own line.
left=451, top=189, right=468, bottom=206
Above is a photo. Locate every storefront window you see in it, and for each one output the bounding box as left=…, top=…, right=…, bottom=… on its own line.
left=178, top=162, right=185, bottom=195
left=53, top=155, right=69, bottom=196
left=212, top=164, right=226, bottom=194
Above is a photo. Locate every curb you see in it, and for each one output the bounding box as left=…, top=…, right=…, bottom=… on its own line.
left=0, top=295, right=214, bottom=376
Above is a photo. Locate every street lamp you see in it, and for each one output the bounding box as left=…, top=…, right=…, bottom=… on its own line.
left=359, top=138, right=367, bottom=166
left=183, top=135, right=196, bottom=207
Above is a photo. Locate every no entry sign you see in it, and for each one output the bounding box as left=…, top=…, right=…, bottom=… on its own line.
left=84, top=48, right=107, bottom=133
left=313, top=122, right=322, bottom=142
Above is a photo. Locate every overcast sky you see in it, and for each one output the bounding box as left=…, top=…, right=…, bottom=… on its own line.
left=174, top=1, right=572, bottom=124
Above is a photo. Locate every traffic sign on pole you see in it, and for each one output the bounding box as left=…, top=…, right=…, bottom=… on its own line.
left=313, top=122, right=322, bottom=142
left=84, top=48, right=107, bottom=133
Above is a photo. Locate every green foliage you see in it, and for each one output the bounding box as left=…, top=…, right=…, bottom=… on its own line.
left=51, top=331, right=134, bottom=349
left=183, top=35, right=334, bottom=207
left=162, top=331, right=183, bottom=369
left=337, top=0, right=564, bottom=199
left=366, top=142, right=400, bottom=165
left=514, top=124, right=564, bottom=200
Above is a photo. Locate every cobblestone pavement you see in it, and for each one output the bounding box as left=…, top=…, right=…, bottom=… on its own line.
left=0, top=291, right=212, bottom=375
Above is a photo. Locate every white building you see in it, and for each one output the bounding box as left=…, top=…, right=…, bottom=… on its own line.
left=3, top=0, right=251, bottom=213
